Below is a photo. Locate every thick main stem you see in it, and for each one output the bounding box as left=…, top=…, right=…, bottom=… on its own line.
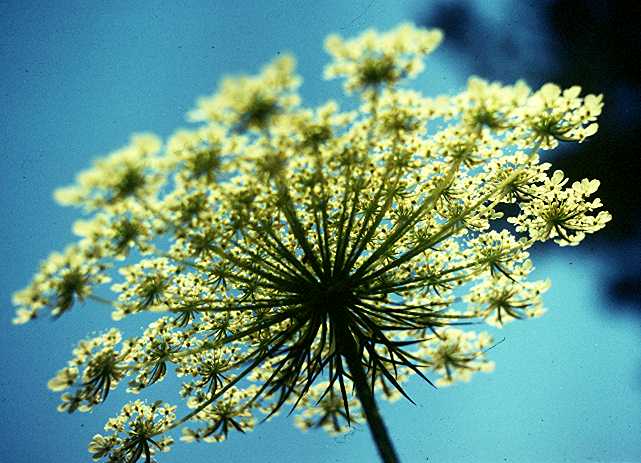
left=337, top=324, right=401, bottom=463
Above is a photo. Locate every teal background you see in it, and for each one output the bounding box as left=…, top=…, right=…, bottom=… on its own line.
left=1, top=1, right=639, bottom=462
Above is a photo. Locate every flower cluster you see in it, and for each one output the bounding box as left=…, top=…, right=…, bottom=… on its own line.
left=48, top=328, right=126, bottom=412
left=188, top=55, right=301, bottom=131
left=13, top=23, right=609, bottom=463
left=294, top=381, right=364, bottom=436
left=325, top=23, right=442, bottom=93
left=12, top=243, right=110, bottom=324
left=53, top=133, right=164, bottom=212
left=88, top=400, right=175, bottom=462
left=515, top=84, right=602, bottom=149
left=508, top=170, right=611, bottom=246
left=419, top=329, right=496, bottom=386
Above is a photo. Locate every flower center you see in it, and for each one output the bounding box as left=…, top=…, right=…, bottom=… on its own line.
left=307, top=281, right=356, bottom=315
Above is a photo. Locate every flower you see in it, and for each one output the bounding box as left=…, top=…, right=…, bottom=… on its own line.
left=419, top=329, right=496, bottom=386
left=14, top=23, right=610, bottom=463
left=456, top=77, right=531, bottom=132
left=294, top=381, right=364, bottom=436
left=90, top=400, right=175, bottom=462
left=514, top=84, right=603, bottom=149
left=324, top=23, right=442, bottom=93
left=111, top=258, right=178, bottom=320
left=53, top=133, right=164, bottom=211
left=508, top=170, right=612, bottom=246
left=48, top=328, right=127, bottom=412
left=188, top=55, right=301, bottom=131
left=181, top=387, right=255, bottom=443
left=12, top=243, right=110, bottom=323
left=466, top=277, right=550, bottom=327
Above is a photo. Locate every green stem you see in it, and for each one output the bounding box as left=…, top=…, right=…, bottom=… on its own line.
left=337, top=320, right=401, bottom=463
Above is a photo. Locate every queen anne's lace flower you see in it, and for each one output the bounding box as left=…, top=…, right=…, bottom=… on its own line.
left=89, top=400, right=175, bottom=462
left=13, top=23, right=610, bottom=463
left=456, top=77, right=531, bottom=132
left=48, top=328, right=128, bottom=413
left=111, top=258, right=179, bottom=320
left=12, top=243, right=110, bottom=324
left=54, top=133, right=164, bottom=211
left=181, top=386, right=256, bottom=443
left=514, top=84, right=603, bottom=149
left=466, top=277, right=550, bottom=327
left=508, top=170, right=611, bottom=246
left=294, top=381, right=364, bottom=436
left=188, top=55, right=301, bottom=131
left=419, top=329, right=496, bottom=386
left=324, top=23, right=442, bottom=93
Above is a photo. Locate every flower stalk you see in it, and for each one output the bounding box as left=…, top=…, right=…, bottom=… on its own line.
left=335, top=313, right=400, bottom=463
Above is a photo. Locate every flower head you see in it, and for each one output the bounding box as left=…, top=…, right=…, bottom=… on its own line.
left=13, top=23, right=610, bottom=463
left=188, top=55, right=301, bottom=131
left=89, top=400, right=175, bottom=462
left=324, top=23, right=442, bottom=93
left=54, top=133, right=164, bottom=211
left=12, top=243, right=110, bottom=323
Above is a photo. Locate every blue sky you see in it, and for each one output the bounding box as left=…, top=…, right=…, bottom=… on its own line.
left=1, top=1, right=639, bottom=462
